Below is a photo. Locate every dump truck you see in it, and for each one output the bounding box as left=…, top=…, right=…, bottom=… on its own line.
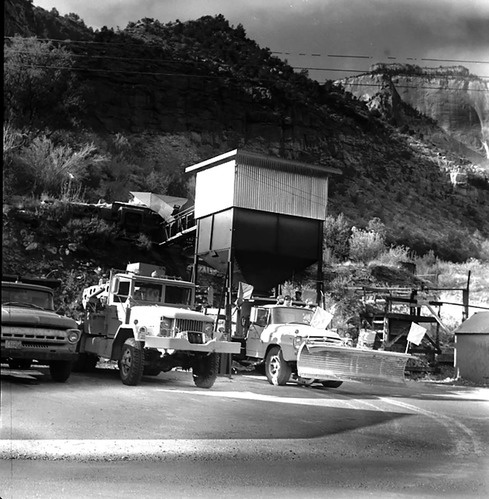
left=232, top=299, right=412, bottom=387
left=76, top=263, right=240, bottom=388
left=1, top=277, right=81, bottom=382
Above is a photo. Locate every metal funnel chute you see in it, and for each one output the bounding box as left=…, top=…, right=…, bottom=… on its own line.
left=130, top=192, right=188, bottom=222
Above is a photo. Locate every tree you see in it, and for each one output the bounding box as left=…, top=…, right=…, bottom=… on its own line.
left=4, top=35, right=83, bottom=128
left=324, top=213, right=351, bottom=261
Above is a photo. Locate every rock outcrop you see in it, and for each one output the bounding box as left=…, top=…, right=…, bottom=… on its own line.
left=339, top=64, right=489, bottom=167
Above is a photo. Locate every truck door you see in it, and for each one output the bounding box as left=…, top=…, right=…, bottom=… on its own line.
left=107, top=278, right=130, bottom=336
left=246, top=307, right=269, bottom=358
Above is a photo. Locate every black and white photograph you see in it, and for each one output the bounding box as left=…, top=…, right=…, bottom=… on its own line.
left=2, top=1, right=489, bottom=497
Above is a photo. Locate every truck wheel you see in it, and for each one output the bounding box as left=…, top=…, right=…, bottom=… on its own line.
left=8, top=359, right=32, bottom=370
left=49, top=361, right=72, bottom=383
left=321, top=380, right=343, bottom=388
left=72, top=353, right=98, bottom=372
left=265, top=346, right=292, bottom=386
left=119, top=338, right=144, bottom=386
left=193, top=353, right=219, bottom=389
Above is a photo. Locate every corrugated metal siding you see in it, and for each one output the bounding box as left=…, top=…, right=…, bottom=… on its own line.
left=194, top=160, right=236, bottom=219
left=234, top=163, right=328, bottom=220
left=192, top=152, right=332, bottom=220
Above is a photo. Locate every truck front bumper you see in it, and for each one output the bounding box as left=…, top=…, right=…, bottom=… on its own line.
left=143, top=337, right=241, bottom=355
left=1, top=348, right=78, bottom=362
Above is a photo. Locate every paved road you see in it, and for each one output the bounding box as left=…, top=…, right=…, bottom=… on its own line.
left=1, top=366, right=488, bottom=498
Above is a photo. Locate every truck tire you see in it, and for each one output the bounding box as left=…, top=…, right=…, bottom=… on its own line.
left=119, top=338, right=144, bottom=386
left=193, top=353, right=219, bottom=389
left=8, top=359, right=32, bottom=370
left=265, top=346, right=292, bottom=386
left=49, top=361, right=72, bottom=382
left=321, top=380, right=343, bottom=388
left=72, top=353, right=98, bottom=372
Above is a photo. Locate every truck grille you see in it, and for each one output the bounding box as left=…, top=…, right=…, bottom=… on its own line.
left=2, top=329, right=67, bottom=343
left=306, top=337, right=343, bottom=346
left=21, top=342, right=50, bottom=349
left=175, top=319, right=207, bottom=333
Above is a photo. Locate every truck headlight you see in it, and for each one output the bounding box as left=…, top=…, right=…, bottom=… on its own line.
left=293, top=332, right=304, bottom=351
left=203, top=323, right=214, bottom=340
left=67, top=329, right=80, bottom=344
left=138, top=326, right=147, bottom=339
left=159, top=317, right=172, bottom=337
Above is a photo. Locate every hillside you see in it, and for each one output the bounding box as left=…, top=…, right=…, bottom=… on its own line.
left=3, top=0, right=489, bottom=322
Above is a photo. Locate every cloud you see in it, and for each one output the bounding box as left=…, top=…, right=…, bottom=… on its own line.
left=32, top=0, right=489, bottom=78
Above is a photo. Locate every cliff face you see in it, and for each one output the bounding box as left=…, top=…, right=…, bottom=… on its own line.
left=4, top=1, right=489, bottom=263
left=340, top=64, right=489, bottom=167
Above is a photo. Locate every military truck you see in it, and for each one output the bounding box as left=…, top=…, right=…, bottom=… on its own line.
left=232, top=299, right=412, bottom=387
left=1, top=277, right=81, bottom=382
left=76, top=263, right=240, bottom=388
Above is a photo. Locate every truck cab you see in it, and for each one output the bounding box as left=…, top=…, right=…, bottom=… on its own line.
left=77, top=263, right=240, bottom=387
left=233, top=301, right=345, bottom=385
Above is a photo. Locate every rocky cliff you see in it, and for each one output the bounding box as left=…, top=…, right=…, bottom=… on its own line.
left=4, top=0, right=489, bottom=264
left=339, top=64, right=489, bottom=168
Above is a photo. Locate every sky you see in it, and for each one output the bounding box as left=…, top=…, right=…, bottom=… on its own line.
left=32, top=0, right=489, bottom=82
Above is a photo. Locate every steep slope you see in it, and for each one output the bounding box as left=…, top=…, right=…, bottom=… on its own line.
left=4, top=0, right=489, bottom=264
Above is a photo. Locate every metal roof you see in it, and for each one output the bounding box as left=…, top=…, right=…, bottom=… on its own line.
left=454, top=312, right=489, bottom=334
left=185, top=149, right=342, bottom=177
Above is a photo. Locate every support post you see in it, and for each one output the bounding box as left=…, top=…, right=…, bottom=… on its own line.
left=462, top=271, right=471, bottom=321
left=316, top=222, right=324, bottom=306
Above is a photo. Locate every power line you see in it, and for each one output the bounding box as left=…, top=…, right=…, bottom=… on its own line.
left=8, top=48, right=489, bottom=80
left=7, top=61, right=488, bottom=91
left=7, top=49, right=489, bottom=81
left=6, top=36, right=488, bottom=66
left=271, top=50, right=489, bottom=65
left=5, top=38, right=488, bottom=88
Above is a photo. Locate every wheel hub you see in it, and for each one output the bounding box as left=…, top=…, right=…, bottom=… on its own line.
left=120, top=348, right=132, bottom=376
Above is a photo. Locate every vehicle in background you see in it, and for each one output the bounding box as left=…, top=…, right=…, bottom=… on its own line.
left=1, top=277, right=80, bottom=382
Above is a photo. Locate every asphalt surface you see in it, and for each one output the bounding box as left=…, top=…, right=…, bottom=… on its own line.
left=1, top=366, right=488, bottom=498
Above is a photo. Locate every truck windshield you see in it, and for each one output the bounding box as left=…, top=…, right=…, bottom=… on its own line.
left=134, top=282, right=162, bottom=303
left=165, top=285, right=192, bottom=306
left=270, top=307, right=313, bottom=325
left=1, top=286, right=54, bottom=310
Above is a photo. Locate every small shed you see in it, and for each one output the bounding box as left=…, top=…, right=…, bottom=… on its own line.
left=454, top=312, right=489, bottom=384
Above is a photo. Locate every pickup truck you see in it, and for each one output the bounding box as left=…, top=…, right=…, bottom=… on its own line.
left=1, top=278, right=81, bottom=382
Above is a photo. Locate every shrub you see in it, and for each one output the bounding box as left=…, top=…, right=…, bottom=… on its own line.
left=4, top=35, right=84, bottom=129
left=349, top=227, right=386, bottom=263
left=324, top=213, right=351, bottom=261
left=374, top=245, right=412, bottom=266
left=18, top=136, right=101, bottom=198
left=61, top=218, right=120, bottom=246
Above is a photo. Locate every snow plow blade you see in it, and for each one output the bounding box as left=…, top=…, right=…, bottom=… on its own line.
left=297, top=344, right=412, bottom=384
